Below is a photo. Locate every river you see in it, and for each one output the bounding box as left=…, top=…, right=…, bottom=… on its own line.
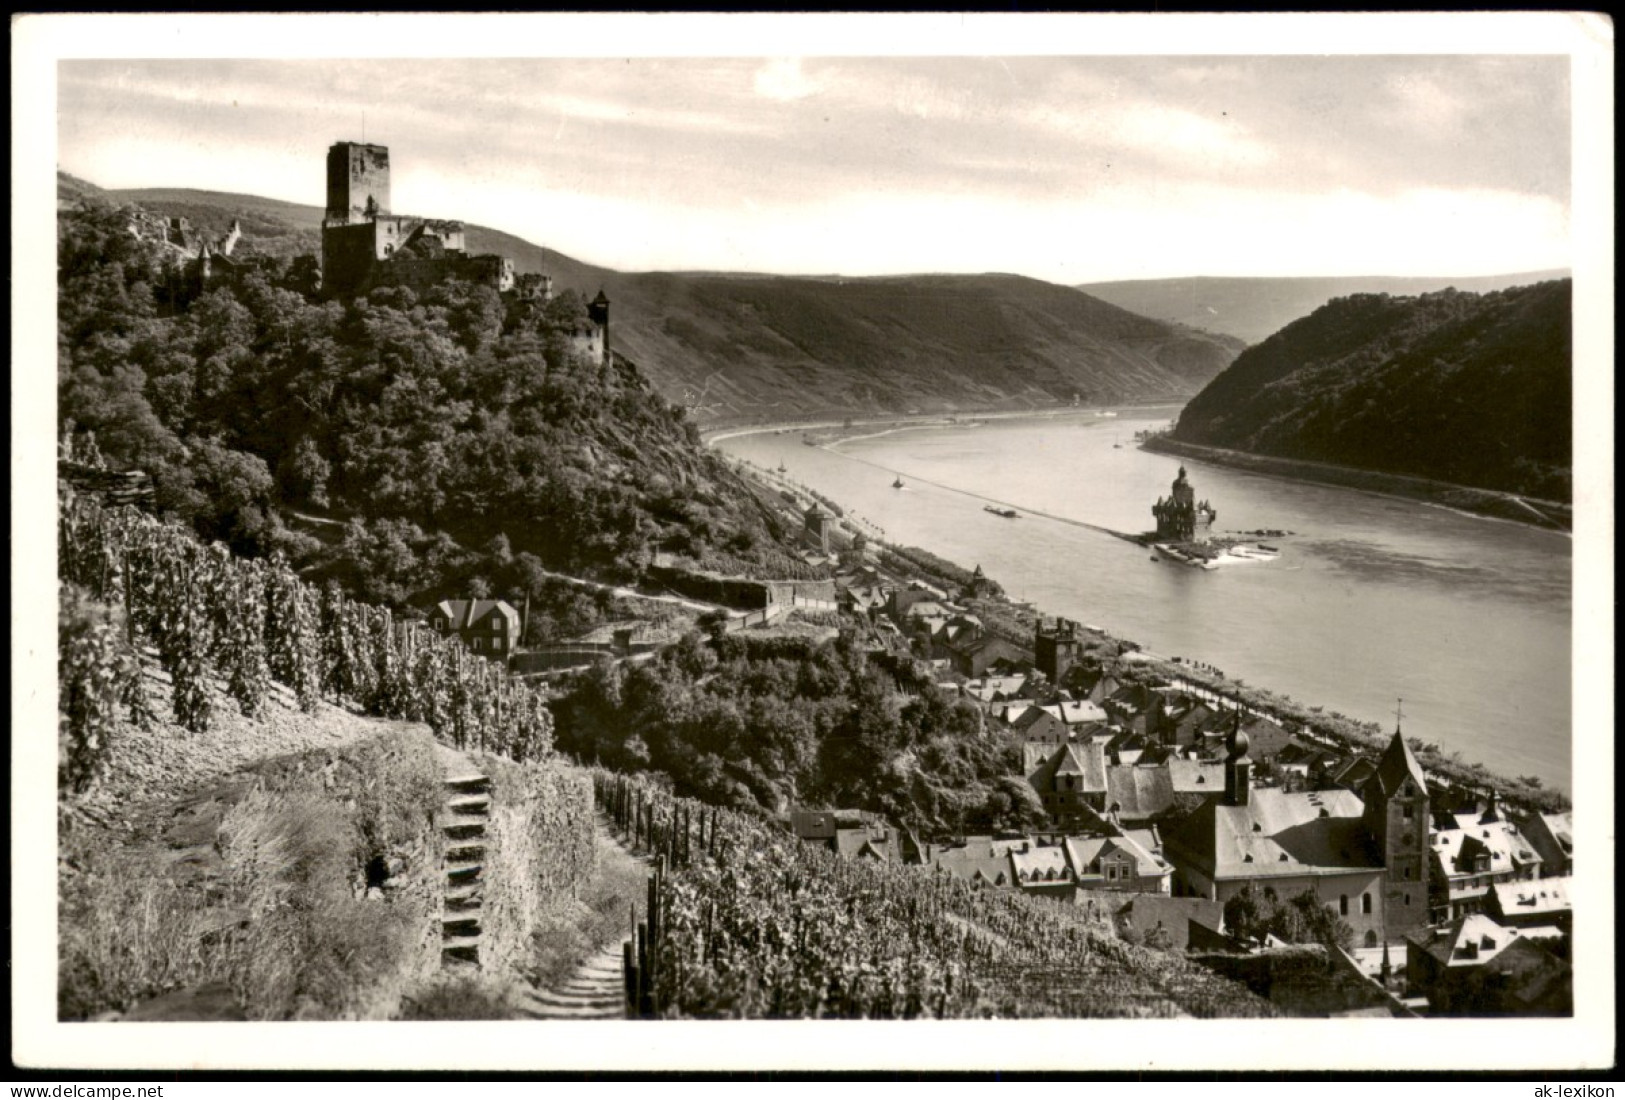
left=715, top=407, right=1572, bottom=791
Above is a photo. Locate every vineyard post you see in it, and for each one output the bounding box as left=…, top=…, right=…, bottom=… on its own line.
left=122, top=555, right=135, bottom=644
left=636, top=922, right=650, bottom=1017
left=622, top=939, right=636, bottom=1018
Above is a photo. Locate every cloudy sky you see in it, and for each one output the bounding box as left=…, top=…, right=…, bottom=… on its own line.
left=52, top=28, right=1576, bottom=284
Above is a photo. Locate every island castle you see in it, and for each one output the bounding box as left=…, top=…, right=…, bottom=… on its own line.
left=319, top=141, right=608, bottom=364
left=1151, top=465, right=1216, bottom=541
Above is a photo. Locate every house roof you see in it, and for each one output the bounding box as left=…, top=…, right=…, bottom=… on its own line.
left=1115, top=894, right=1226, bottom=942
left=1539, top=813, right=1574, bottom=853
left=1012, top=707, right=1069, bottom=740
left=1432, top=812, right=1541, bottom=878
left=1123, top=827, right=1163, bottom=858
left=1105, top=765, right=1176, bottom=821
left=1066, top=832, right=1168, bottom=880
left=1491, top=876, right=1572, bottom=919
left=433, top=598, right=520, bottom=631
left=952, top=635, right=1027, bottom=660
left=1164, top=787, right=1377, bottom=881
left=1010, top=843, right=1069, bottom=883
left=927, top=840, right=1014, bottom=886
left=1331, top=757, right=1379, bottom=790
left=1043, top=700, right=1107, bottom=725
left=789, top=811, right=838, bottom=840
left=1238, top=714, right=1293, bottom=754
left=1025, top=741, right=1109, bottom=795
left=1410, top=914, right=1530, bottom=969
left=1521, top=812, right=1574, bottom=864
left=1168, top=759, right=1225, bottom=793
left=836, top=828, right=895, bottom=862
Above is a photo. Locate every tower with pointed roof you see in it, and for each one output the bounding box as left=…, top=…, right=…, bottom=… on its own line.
left=1362, top=725, right=1432, bottom=940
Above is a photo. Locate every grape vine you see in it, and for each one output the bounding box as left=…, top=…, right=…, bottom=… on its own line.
left=57, top=493, right=555, bottom=792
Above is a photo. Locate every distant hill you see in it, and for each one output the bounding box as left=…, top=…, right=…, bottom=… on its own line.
left=1169, top=280, right=1572, bottom=501
left=79, top=176, right=1245, bottom=424
left=1077, top=272, right=1571, bottom=347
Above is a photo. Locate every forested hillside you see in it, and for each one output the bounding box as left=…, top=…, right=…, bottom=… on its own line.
left=1079, top=270, right=1570, bottom=347
left=553, top=632, right=1039, bottom=837
left=1169, top=281, right=1572, bottom=501
left=56, top=194, right=811, bottom=626
left=91, top=176, right=1245, bottom=424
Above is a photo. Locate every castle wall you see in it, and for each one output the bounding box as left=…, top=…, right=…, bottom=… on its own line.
left=379, top=253, right=514, bottom=293
left=322, top=221, right=385, bottom=297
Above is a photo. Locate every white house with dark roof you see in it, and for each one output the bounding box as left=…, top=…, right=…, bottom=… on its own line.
left=430, top=598, right=521, bottom=660
left=1406, top=913, right=1572, bottom=1016
left=1025, top=740, right=1109, bottom=826
left=1486, top=875, right=1571, bottom=932
left=1064, top=832, right=1172, bottom=894
left=1430, top=798, right=1542, bottom=922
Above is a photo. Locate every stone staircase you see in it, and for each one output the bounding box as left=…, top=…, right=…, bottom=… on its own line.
left=437, top=747, right=491, bottom=970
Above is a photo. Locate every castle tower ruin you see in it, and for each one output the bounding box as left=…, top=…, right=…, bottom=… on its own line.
left=325, top=142, right=391, bottom=226
left=588, top=289, right=612, bottom=368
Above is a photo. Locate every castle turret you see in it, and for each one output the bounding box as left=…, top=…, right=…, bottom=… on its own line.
left=587, top=288, right=611, bottom=367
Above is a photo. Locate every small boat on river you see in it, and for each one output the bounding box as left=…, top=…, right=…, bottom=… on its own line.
left=985, top=506, right=1019, bottom=518
left=892, top=476, right=905, bottom=489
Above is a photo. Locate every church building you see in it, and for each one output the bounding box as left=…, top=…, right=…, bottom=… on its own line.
left=1162, top=725, right=1431, bottom=945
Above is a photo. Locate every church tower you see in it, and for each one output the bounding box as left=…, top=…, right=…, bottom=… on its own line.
left=1223, top=723, right=1252, bottom=807
left=325, top=141, right=391, bottom=227
left=1362, top=724, right=1432, bottom=942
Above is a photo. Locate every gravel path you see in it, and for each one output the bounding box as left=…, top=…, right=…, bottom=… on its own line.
left=515, top=816, right=648, bottom=1021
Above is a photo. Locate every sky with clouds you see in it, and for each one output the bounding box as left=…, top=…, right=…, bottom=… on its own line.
left=56, top=51, right=1573, bottom=284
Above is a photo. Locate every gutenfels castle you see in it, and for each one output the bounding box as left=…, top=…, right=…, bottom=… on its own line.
left=319, top=141, right=608, bottom=362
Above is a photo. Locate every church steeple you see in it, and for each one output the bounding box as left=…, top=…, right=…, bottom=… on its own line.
left=1362, top=715, right=1432, bottom=943
left=1223, top=715, right=1252, bottom=807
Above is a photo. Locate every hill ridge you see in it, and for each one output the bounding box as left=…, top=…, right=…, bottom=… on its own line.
left=75, top=176, right=1245, bottom=425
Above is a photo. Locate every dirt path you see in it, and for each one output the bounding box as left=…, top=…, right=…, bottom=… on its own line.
left=515, top=815, right=650, bottom=1021
left=515, top=943, right=628, bottom=1020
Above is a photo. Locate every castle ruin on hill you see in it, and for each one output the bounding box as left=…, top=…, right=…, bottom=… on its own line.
left=319, top=141, right=608, bottom=364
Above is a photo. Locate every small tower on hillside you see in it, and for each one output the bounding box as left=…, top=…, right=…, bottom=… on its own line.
left=587, top=288, right=612, bottom=368
left=804, top=503, right=832, bottom=552
left=1035, top=617, right=1082, bottom=685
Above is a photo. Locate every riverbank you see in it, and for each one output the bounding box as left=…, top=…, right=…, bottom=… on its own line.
left=1142, top=437, right=1572, bottom=533
left=702, top=401, right=1185, bottom=446
left=875, top=519, right=1568, bottom=814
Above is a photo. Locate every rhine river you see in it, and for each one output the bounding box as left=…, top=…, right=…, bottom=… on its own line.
left=715, top=406, right=1572, bottom=791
